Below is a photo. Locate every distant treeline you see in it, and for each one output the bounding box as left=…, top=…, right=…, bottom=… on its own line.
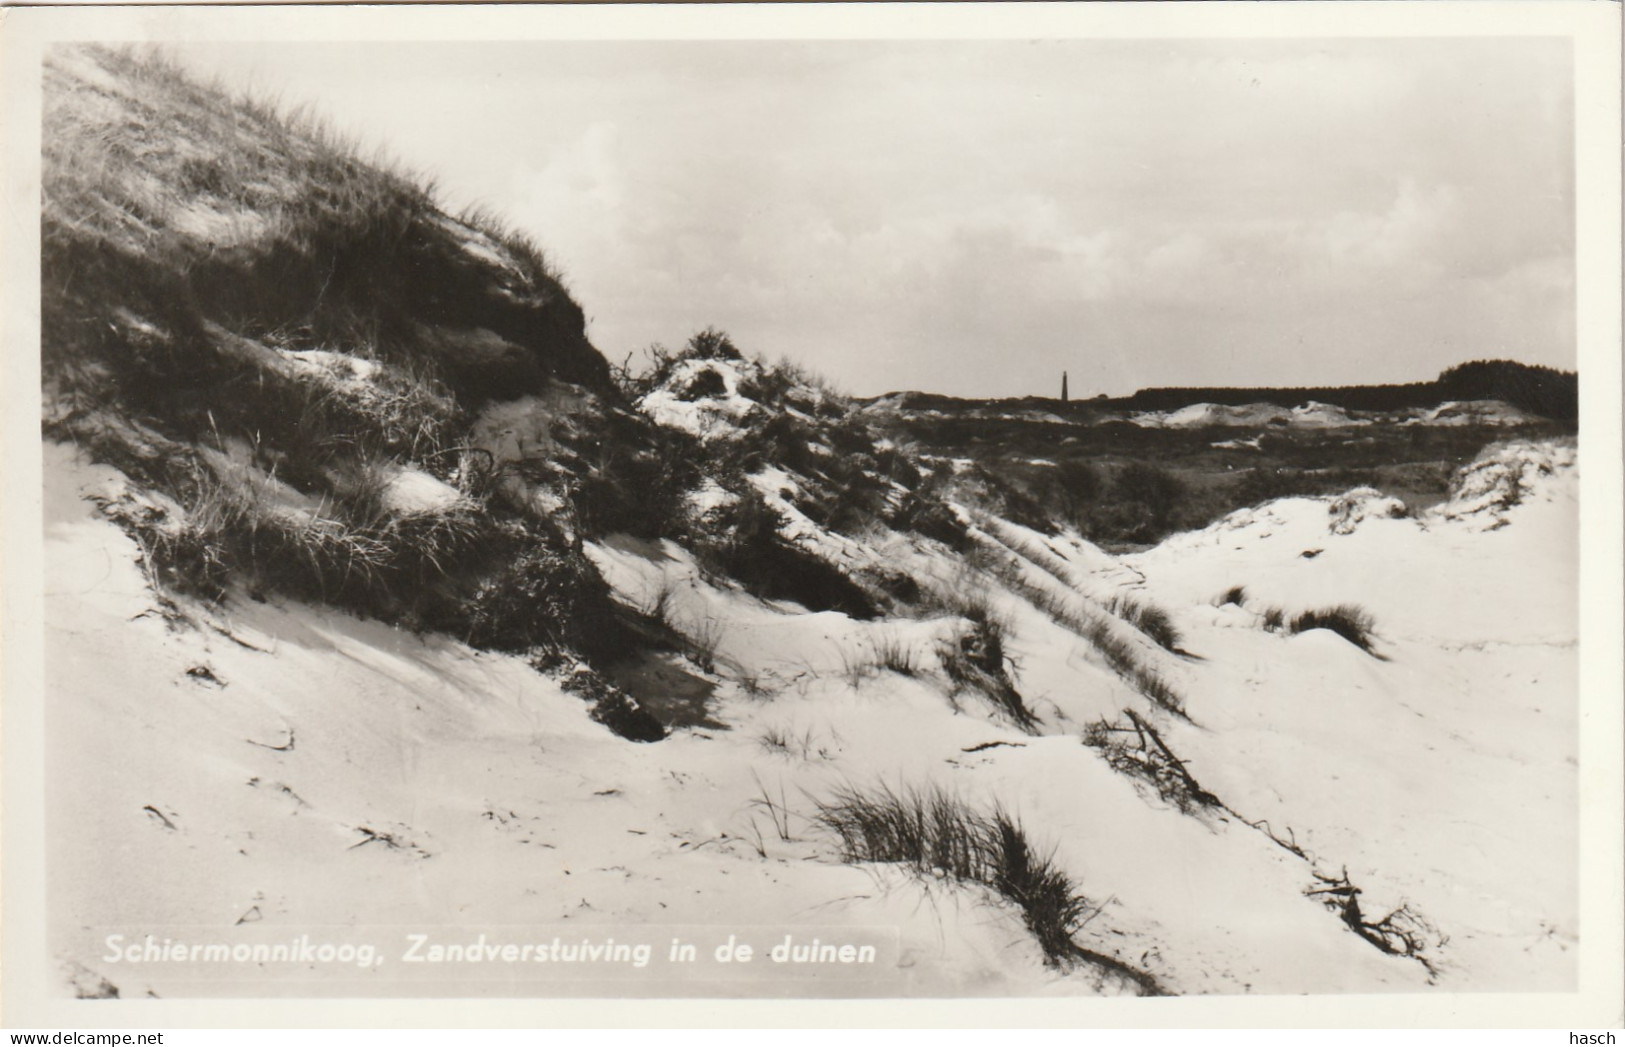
left=1106, top=360, right=1577, bottom=423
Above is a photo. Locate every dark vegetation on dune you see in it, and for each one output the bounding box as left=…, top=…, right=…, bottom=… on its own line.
left=40, top=45, right=1037, bottom=737
left=870, top=358, right=1575, bottom=547
left=44, top=44, right=666, bottom=737
left=882, top=410, right=1568, bottom=548
left=1111, top=360, right=1578, bottom=424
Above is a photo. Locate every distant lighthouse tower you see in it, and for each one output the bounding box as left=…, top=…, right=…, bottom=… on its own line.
left=1061, top=371, right=1069, bottom=403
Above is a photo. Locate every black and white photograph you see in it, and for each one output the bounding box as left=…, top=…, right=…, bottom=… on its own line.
left=3, top=1, right=1621, bottom=1030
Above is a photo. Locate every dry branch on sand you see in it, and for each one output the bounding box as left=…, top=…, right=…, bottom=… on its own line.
left=1083, top=709, right=1220, bottom=813
left=1307, top=868, right=1445, bottom=979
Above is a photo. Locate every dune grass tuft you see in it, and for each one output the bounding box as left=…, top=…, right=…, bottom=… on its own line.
left=814, top=782, right=1163, bottom=993
left=1289, top=604, right=1378, bottom=654
left=1105, top=594, right=1182, bottom=653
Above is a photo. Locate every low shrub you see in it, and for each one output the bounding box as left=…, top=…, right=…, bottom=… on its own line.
left=695, top=488, right=878, bottom=619
left=742, top=413, right=821, bottom=475
left=887, top=490, right=971, bottom=551
left=1050, top=460, right=1105, bottom=530
left=685, top=326, right=743, bottom=362
left=571, top=430, right=703, bottom=540
left=678, top=366, right=728, bottom=401
left=953, top=463, right=1061, bottom=537
left=1063, top=462, right=1188, bottom=545
left=459, top=538, right=624, bottom=663
left=558, top=666, right=667, bottom=743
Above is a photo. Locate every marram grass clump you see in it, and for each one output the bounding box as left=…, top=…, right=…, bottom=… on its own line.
left=1290, top=603, right=1378, bottom=655
left=814, top=782, right=1163, bottom=994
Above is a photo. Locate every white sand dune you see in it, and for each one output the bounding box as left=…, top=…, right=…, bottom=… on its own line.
left=45, top=438, right=1577, bottom=998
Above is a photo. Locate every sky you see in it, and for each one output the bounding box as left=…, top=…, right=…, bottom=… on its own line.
left=169, top=38, right=1575, bottom=399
